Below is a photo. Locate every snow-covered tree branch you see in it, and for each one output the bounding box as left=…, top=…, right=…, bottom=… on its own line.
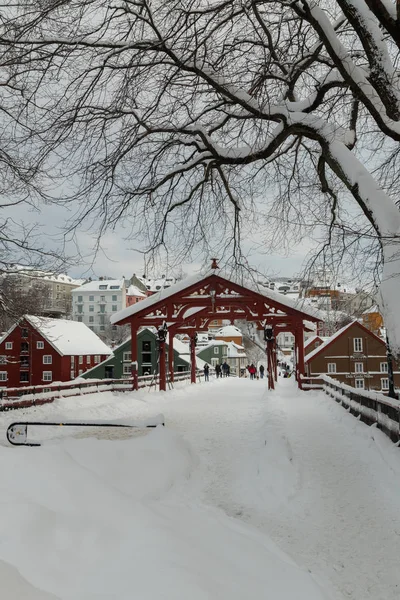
left=0, top=0, right=400, bottom=351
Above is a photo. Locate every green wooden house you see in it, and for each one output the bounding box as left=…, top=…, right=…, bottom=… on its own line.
left=196, top=340, right=228, bottom=367
left=81, top=328, right=200, bottom=380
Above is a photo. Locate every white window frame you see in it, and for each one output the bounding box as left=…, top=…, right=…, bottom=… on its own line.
left=36, top=341, right=44, bottom=349
left=89, top=305, right=94, bottom=312
left=89, top=295, right=94, bottom=301
left=89, top=316, right=94, bottom=323
left=327, top=363, right=336, bottom=373
left=123, top=352, right=132, bottom=362
left=355, top=378, right=364, bottom=389
left=353, top=338, right=363, bottom=352
left=70, top=356, right=74, bottom=365
left=380, top=362, right=388, bottom=373
left=0, top=356, right=6, bottom=365
left=86, top=355, right=90, bottom=364
left=5, top=342, right=12, bottom=350
left=354, top=362, right=364, bottom=373
left=70, top=370, right=75, bottom=379
left=94, top=355, right=100, bottom=364
left=112, top=305, right=117, bottom=311
left=43, top=371, right=52, bottom=382
left=79, top=355, right=83, bottom=364
left=112, top=295, right=118, bottom=301
left=123, top=364, right=131, bottom=375
left=214, top=347, right=219, bottom=355
left=0, top=371, right=7, bottom=381
left=211, top=358, right=219, bottom=367
left=78, top=369, right=83, bottom=376
left=381, top=378, right=389, bottom=391
left=43, top=355, right=52, bottom=364
left=77, top=295, right=83, bottom=302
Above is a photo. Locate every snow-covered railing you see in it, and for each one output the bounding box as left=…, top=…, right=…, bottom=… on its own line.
left=0, top=370, right=200, bottom=411
left=319, top=375, right=400, bottom=443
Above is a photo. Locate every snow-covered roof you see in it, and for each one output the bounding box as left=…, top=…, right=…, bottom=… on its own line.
left=111, top=270, right=322, bottom=325
left=126, top=284, right=146, bottom=298
left=73, top=279, right=125, bottom=293
left=196, top=340, right=227, bottom=354
left=2, top=265, right=84, bottom=286
left=25, top=315, right=112, bottom=356
left=226, top=341, right=246, bottom=358
left=216, top=325, right=243, bottom=337
left=304, top=335, right=327, bottom=349
left=304, top=320, right=384, bottom=363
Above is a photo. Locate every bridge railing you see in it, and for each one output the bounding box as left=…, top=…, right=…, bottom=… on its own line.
left=302, top=374, right=400, bottom=443
left=0, top=370, right=200, bottom=411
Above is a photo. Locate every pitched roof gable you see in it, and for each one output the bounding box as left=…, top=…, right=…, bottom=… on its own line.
left=305, top=320, right=385, bottom=363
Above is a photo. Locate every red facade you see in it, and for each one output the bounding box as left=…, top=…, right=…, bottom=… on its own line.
left=0, top=318, right=108, bottom=388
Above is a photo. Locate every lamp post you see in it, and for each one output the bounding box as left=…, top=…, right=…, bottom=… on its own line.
left=157, top=322, right=168, bottom=391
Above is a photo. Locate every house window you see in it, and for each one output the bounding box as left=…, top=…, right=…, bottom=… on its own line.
left=100, top=306, right=105, bottom=313
left=142, top=341, right=151, bottom=351
left=89, top=305, right=94, bottom=312
left=77, top=306, right=83, bottom=313
left=100, top=325, right=105, bottom=331
left=112, top=295, right=117, bottom=301
left=89, top=316, right=94, bottom=323
left=77, top=316, right=83, bottom=322
left=123, top=364, right=131, bottom=375
left=0, top=356, right=6, bottom=365
left=87, top=356, right=90, bottom=364
left=211, top=358, right=219, bottom=367
left=5, top=342, right=12, bottom=350
left=21, top=328, right=28, bottom=338
left=110, top=286, right=119, bottom=290
left=100, top=296, right=106, bottom=302
left=89, top=295, right=94, bottom=301
left=380, top=362, right=388, bottom=373
left=20, top=372, right=29, bottom=382
left=112, top=325, right=117, bottom=331
left=79, top=370, right=83, bottom=376
left=381, top=378, right=389, bottom=390
left=21, top=342, right=29, bottom=352
left=327, top=363, right=336, bottom=373
left=43, top=371, right=52, bottom=382
left=353, top=338, right=363, bottom=352
left=20, top=357, right=29, bottom=368
left=71, top=356, right=74, bottom=365
left=36, top=341, right=44, bottom=349
left=0, top=372, right=7, bottom=381
left=123, top=352, right=132, bottom=362
left=112, top=305, right=117, bottom=311
left=70, top=370, right=75, bottom=379
left=94, top=355, right=100, bottom=363
left=214, top=347, right=219, bottom=354
left=79, top=355, right=83, bottom=364
left=77, top=295, right=83, bottom=302
left=355, top=362, right=364, bottom=373
left=43, top=355, right=52, bottom=364
left=99, top=285, right=107, bottom=290
left=355, top=379, right=364, bottom=389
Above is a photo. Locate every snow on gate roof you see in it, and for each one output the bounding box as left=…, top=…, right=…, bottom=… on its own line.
left=111, top=269, right=322, bottom=324
left=25, top=315, right=112, bottom=356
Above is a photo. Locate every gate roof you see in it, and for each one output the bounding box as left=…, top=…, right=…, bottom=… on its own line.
left=111, top=269, right=322, bottom=332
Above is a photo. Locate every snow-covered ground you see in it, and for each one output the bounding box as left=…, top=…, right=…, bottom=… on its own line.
left=1, top=377, right=400, bottom=599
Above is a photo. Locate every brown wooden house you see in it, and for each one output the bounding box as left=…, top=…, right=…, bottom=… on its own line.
left=304, top=321, right=399, bottom=393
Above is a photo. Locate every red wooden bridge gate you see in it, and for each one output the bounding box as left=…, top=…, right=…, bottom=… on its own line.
left=111, top=267, right=321, bottom=391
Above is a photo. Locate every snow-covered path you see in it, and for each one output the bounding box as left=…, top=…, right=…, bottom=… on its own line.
left=1, top=377, right=400, bottom=599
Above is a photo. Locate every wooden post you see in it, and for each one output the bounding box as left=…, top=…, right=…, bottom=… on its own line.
left=190, top=335, right=197, bottom=384
left=159, top=340, right=166, bottom=391
left=266, top=343, right=275, bottom=390
left=168, top=332, right=175, bottom=383
left=273, top=340, right=278, bottom=382
left=131, top=322, right=139, bottom=391
left=294, top=324, right=305, bottom=389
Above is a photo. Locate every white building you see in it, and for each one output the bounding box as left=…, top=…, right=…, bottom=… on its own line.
left=71, top=279, right=126, bottom=336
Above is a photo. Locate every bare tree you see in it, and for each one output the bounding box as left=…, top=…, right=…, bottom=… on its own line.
left=0, top=276, right=53, bottom=331
left=1, top=1, right=400, bottom=351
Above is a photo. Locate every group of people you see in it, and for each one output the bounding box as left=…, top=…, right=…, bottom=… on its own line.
left=203, top=362, right=230, bottom=381
left=245, top=363, right=265, bottom=379
left=278, top=361, right=292, bottom=378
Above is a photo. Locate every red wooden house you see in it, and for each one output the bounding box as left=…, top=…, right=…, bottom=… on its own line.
left=0, top=315, right=111, bottom=388
left=304, top=320, right=399, bottom=393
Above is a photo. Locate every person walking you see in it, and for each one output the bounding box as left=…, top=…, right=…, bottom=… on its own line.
left=222, top=362, right=229, bottom=377
left=215, top=364, right=221, bottom=379
left=259, top=364, right=265, bottom=379
left=249, top=363, right=257, bottom=380
left=203, top=363, right=209, bottom=382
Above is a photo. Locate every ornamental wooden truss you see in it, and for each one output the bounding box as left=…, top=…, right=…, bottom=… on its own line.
left=111, top=270, right=322, bottom=391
